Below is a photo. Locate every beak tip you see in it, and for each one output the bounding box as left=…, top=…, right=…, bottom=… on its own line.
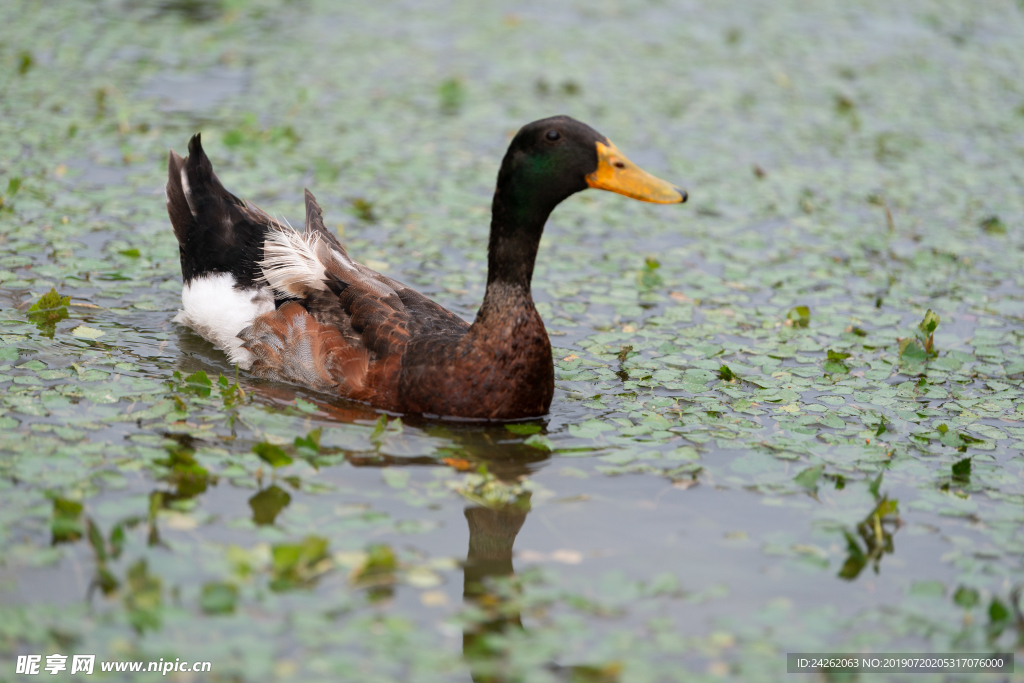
left=678, top=188, right=688, bottom=203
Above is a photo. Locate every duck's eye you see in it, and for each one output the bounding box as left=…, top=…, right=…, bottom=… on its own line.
left=545, top=130, right=561, bottom=141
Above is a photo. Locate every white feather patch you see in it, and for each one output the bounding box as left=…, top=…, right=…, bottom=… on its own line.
left=259, top=230, right=329, bottom=297
left=173, top=272, right=275, bottom=368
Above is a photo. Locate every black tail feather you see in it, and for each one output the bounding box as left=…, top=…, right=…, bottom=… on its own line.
left=165, top=133, right=277, bottom=287
left=166, top=148, right=195, bottom=246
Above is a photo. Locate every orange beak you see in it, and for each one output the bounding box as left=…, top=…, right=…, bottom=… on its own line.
left=585, top=141, right=687, bottom=204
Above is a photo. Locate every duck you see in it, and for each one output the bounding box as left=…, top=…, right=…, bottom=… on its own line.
left=165, top=116, right=686, bottom=420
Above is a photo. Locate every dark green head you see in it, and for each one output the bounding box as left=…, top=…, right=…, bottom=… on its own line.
left=486, top=115, right=686, bottom=289
left=495, top=115, right=686, bottom=217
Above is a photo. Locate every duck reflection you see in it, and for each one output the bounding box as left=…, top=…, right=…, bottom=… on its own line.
left=167, top=351, right=558, bottom=677
left=324, top=406, right=543, bottom=682
left=461, top=498, right=531, bottom=682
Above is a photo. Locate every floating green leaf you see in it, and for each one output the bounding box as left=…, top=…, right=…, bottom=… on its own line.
left=787, top=306, right=811, bottom=328
left=954, top=586, right=980, bottom=609
left=51, top=497, right=83, bottom=544
left=506, top=423, right=542, bottom=435
left=27, top=287, right=70, bottom=336
left=952, top=457, right=971, bottom=484
left=253, top=442, right=293, bottom=468
left=793, top=464, right=823, bottom=489
left=249, top=485, right=291, bottom=525
left=523, top=433, right=553, bottom=451
left=271, top=536, right=330, bottom=591
left=294, top=428, right=322, bottom=454
left=824, top=349, right=851, bottom=374
left=979, top=216, right=1006, bottom=234
left=353, top=543, right=397, bottom=584
left=438, top=77, right=465, bottom=114
left=638, top=256, right=663, bottom=289
left=180, top=370, right=212, bottom=396
left=71, top=326, right=104, bottom=340
left=125, top=559, right=162, bottom=633
left=350, top=197, right=376, bottom=222
left=200, top=582, right=238, bottom=615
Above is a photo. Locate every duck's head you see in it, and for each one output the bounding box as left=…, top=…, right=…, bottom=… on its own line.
left=485, top=115, right=687, bottom=291
left=496, top=115, right=687, bottom=214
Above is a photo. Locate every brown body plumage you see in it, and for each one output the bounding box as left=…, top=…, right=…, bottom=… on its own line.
left=166, top=117, right=685, bottom=419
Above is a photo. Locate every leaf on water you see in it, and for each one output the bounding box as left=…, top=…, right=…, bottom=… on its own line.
left=898, top=338, right=927, bottom=368
left=200, top=582, right=238, bottom=615
left=868, top=472, right=883, bottom=499
left=638, top=256, right=663, bottom=289
left=451, top=470, right=532, bottom=510
left=125, top=558, right=162, bottom=633
left=353, top=543, right=397, bottom=584
left=249, top=485, right=291, bottom=525
left=17, top=52, right=32, bottom=75
left=271, top=536, right=330, bottom=591
left=824, top=349, right=851, bottom=374
left=86, top=518, right=106, bottom=562
left=71, top=326, right=104, bottom=339
left=838, top=531, right=866, bottom=581
left=294, top=428, right=322, bottom=453
left=954, top=586, right=980, bottom=609
left=787, top=306, right=811, bottom=328
left=350, top=197, right=376, bottom=222
left=989, top=598, right=1010, bottom=623
left=952, top=457, right=971, bottom=483
left=718, top=364, right=737, bottom=381
left=382, top=468, right=410, bottom=489
left=665, top=446, right=699, bottom=460
left=617, top=345, right=634, bottom=363
left=181, top=370, right=212, bottom=397
left=370, top=414, right=388, bottom=442
left=506, top=423, right=542, bottom=435
left=917, top=308, right=940, bottom=339
left=523, top=433, right=553, bottom=451
left=155, top=445, right=211, bottom=498
left=902, top=309, right=941, bottom=362
left=293, top=398, right=317, bottom=413
left=793, top=464, right=823, bottom=489
left=253, top=442, right=293, bottom=468
left=27, top=287, right=70, bottom=336
left=909, top=580, right=945, bottom=598
left=119, top=248, right=141, bottom=258
left=51, top=497, right=83, bottom=544
left=438, top=77, right=465, bottom=114
left=979, top=216, right=1006, bottom=235
left=220, top=376, right=246, bottom=406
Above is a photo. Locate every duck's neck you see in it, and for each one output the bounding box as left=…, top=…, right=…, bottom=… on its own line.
left=476, top=184, right=556, bottom=321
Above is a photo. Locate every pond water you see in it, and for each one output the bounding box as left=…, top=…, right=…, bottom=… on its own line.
left=2, top=1, right=1024, bottom=681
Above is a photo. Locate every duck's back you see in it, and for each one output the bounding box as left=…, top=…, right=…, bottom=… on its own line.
left=168, top=135, right=547, bottom=418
